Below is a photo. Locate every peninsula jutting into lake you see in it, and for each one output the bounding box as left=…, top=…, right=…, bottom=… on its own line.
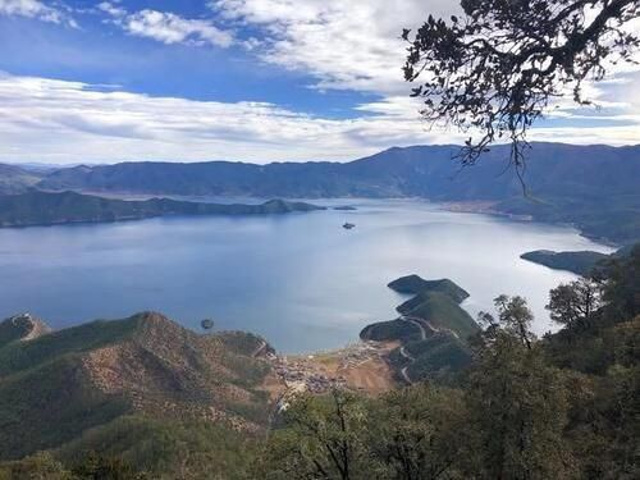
left=0, top=190, right=324, bottom=228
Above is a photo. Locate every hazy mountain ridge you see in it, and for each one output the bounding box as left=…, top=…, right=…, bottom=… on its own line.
left=29, top=142, right=640, bottom=244
left=0, top=164, right=43, bottom=195
left=35, top=143, right=640, bottom=199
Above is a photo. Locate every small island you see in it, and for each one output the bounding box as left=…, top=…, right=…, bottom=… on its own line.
left=333, top=206, right=358, bottom=211
left=0, top=190, right=326, bottom=228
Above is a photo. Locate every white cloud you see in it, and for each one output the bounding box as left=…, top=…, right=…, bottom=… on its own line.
left=96, top=1, right=125, bottom=17
left=0, top=72, right=449, bottom=164
left=211, top=0, right=459, bottom=94
left=98, top=2, right=233, bottom=48
left=1, top=1, right=639, bottom=163
left=0, top=73, right=637, bottom=165
left=0, top=0, right=75, bottom=26
left=210, top=0, right=640, bottom=142
left=209, top=0, right=640, bottom=98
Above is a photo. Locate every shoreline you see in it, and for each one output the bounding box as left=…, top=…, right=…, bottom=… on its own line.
left=438, top=200, right=622, bottom=248
left=11, top=190, right=628, bottom=247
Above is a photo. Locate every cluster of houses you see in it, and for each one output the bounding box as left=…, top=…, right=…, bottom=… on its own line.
left=270, top=341, right=390, bottom=414
left=275, top=359, right=346, bottom=394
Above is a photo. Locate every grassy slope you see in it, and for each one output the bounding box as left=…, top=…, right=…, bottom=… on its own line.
left=405, top=335, right=471, bottom=383
left=405, top=292, right=480, bottom=340
left=362, top=276, right=479, bottom=383
left=0, top=318, right=138, bottom=377
left=360, top=319, right=423, bottom=342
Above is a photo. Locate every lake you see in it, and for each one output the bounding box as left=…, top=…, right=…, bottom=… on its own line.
left=0, top=199, right=614, bottom=353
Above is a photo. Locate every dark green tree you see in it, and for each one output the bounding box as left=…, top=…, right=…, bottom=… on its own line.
left=468, top=296, right=575, bottom=478
left=0, top=452, right=72, bottom=480
left=479, top=295, right=536, bottom=349
left=403, top=0, right=640, bottom=176
left=603, top=245, right=640, bottom=321
left=547, top=278, right=602, bottom=331
left=72, top=452, right=147, bottom=480
left=261, top=389, right=375, bottom=480
left=368, top=385, right=467, bottom=480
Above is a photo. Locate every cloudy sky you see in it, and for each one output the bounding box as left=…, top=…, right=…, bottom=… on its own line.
left=0, top=0, right=639, bottom=164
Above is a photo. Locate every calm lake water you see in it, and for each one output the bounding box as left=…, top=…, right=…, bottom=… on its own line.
left=0, top=199, right=614, bottom=353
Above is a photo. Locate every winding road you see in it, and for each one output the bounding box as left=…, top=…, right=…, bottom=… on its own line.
left=404, top=316, right=428, bottom=340
left=399, top=346, right=415, bottom=384
left=396, top=316, right=431, bottom=384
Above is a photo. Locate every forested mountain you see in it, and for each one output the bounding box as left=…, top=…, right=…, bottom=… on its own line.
left=0, top=191, right=324, bottom=228
left=0, top=312, right=273, bottom=478
left=30, top=142, right=640, bottom=244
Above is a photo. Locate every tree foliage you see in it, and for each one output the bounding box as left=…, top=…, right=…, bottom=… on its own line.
left=466, top=321, right=574, bottom=478
left=403, top=0, right=640, bottom=177
left=368, top=385, right=467, bottom=480
left=4, top=256, right=640, bottom=479
left=477, top=295, right=536, bottom=349
left=603, top=245, right=640, bottom=321
left=260, top=389, right=374, bottom=480
left=547, top=278, right=602, bottom=330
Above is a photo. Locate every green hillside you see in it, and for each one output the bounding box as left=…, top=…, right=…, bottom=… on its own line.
left=0, top=313, right=274, bottom=462
left=362, top=276, right=479, bottom=384
left=54, top=415, right=258, bottom=479
left=263, top=248, right=640, bottom=479
left=0, top=314, right=49, bottom=348
left=403, top=292, right=479, bottom=340
left=404, top=335, right=472, bottom=383
left=360, top=319, right=424, bottom=343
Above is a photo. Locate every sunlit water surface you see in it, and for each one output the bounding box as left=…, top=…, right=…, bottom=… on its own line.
left=0, top=199, right=614, bottom=353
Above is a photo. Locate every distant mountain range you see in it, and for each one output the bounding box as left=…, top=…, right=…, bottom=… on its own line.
left=2, top=142, right=639, bottom=243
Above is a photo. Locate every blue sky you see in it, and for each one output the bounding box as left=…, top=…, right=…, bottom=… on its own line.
left=0, top=0, right=639, bottom=164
